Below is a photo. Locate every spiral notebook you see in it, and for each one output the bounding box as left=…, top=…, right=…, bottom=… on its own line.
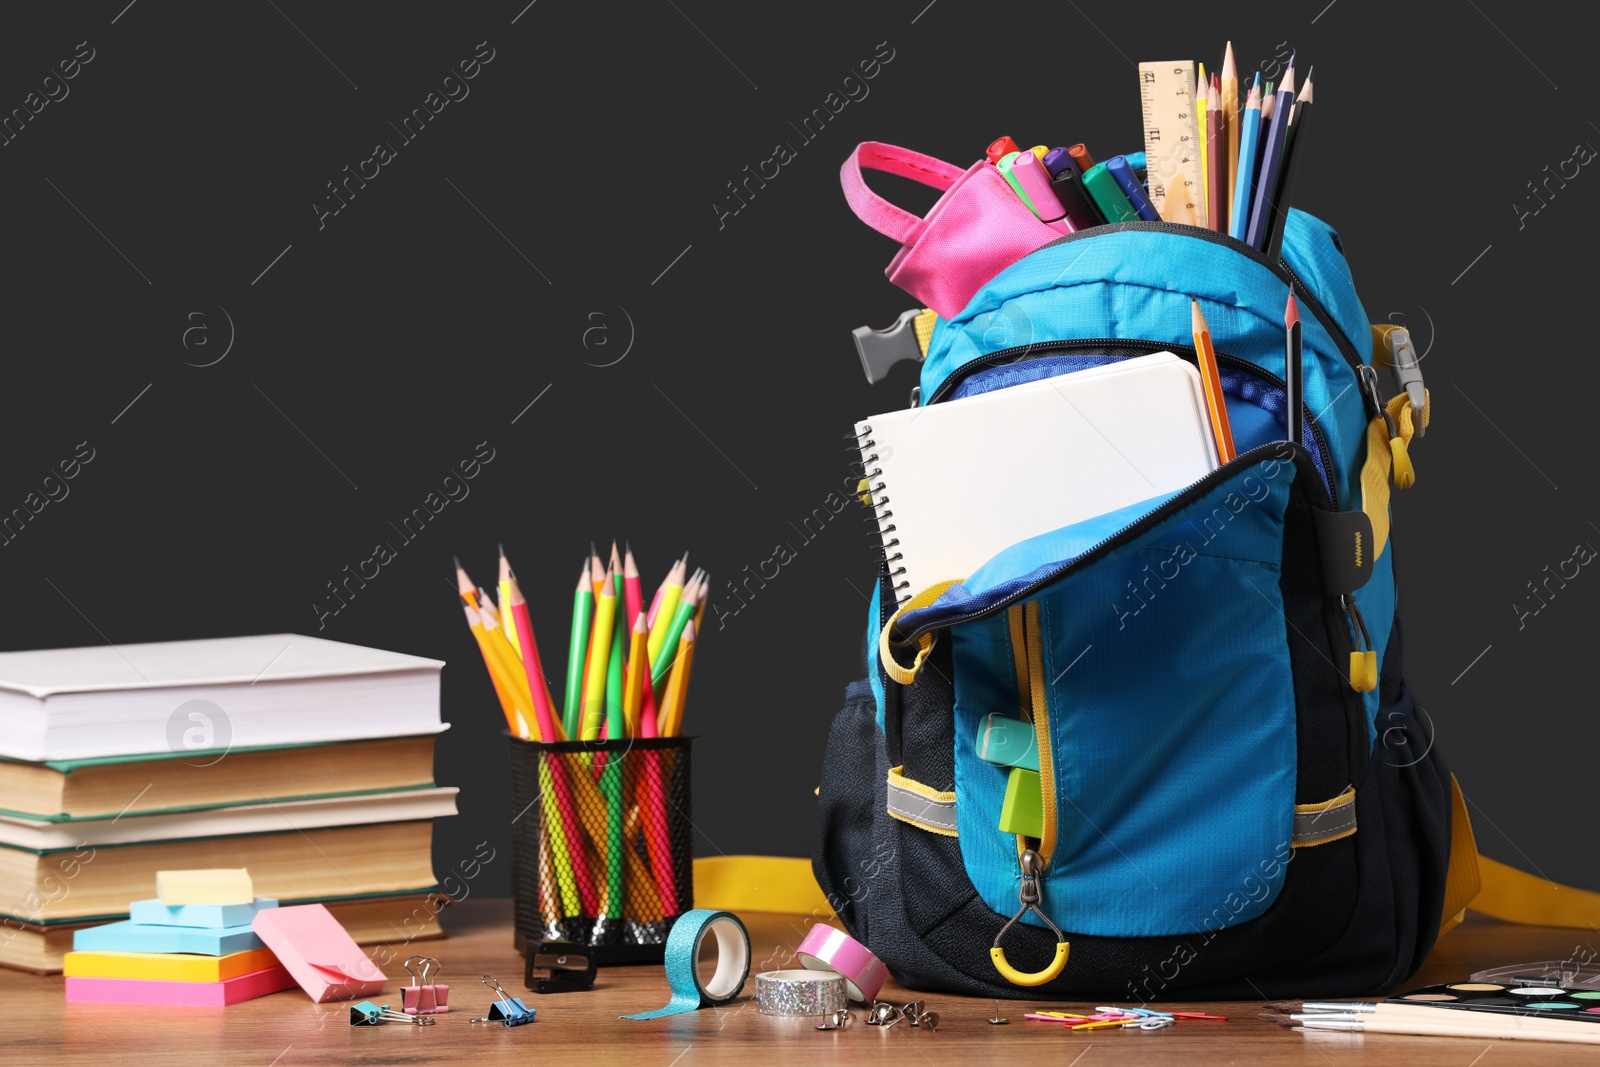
left=856, top=352, right=1218, bottom=602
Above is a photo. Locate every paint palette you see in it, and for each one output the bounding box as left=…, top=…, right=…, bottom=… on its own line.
left=1388, top=980, right=1600, bottom=1021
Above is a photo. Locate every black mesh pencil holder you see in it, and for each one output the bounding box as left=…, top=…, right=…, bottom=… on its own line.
left=507, top=735, right=694, bottom=965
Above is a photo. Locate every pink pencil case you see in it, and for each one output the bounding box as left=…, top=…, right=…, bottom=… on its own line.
left=841, top=142, right=1062, bottom=318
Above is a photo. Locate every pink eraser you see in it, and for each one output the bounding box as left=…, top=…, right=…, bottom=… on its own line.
left=65, top=966, right=296, bottom=1006
left=250, top=904, right=386, bottom=1003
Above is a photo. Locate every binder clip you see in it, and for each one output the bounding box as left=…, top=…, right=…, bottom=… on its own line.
left=401, top=955, right=449, bottom=1014
left=350, top=1000, right=436, bottom=1026
left=523, top=939, right=597, bottom=994
left=470, top=974, right=537, bottom=1027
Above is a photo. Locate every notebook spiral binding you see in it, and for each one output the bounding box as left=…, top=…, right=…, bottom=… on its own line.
left=856, top=424, right=912, bottom=603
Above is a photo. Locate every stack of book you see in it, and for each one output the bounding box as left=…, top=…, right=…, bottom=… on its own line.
left=64, top=873, right=294, bottom=1005
left=0, top=634, right=456, bottom=973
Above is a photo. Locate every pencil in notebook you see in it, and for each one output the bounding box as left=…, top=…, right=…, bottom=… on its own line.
left=563, top=559, right=592, bottom=741
left=1265, top=68, right=1313, bottom=262
left=1191, top=300, right=1236, bottom=463
left=658, top=620, right=697, bottom=738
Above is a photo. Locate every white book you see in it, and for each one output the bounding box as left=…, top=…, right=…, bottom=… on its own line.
left=0, top=787, right=459, bottom=850
left=0, top=634, right=444, bottom=761
left=856, top=353, right=1219, bottom=602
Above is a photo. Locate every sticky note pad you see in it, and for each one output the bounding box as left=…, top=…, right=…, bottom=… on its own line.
left=65, top=946, right=279, bottom=983
left=998, top=767, right=1044, bottom=839
left=156, top=868, right=254, bottom=905
left=73, top=920, right=264, bottom=956
left=252, top=904, right=385, bottom=1003
left=977, top=713, right=1039, bottom=771
left=65, top=966, right=297, bottom=1006
left=130, top=896, right=278, bottom=929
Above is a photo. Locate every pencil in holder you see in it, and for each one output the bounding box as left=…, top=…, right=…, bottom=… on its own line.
left=507, top=734, right=694, bottom=964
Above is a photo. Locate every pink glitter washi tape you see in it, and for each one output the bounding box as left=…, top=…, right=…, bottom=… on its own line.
left=795, top=923, right=888, bottom=1003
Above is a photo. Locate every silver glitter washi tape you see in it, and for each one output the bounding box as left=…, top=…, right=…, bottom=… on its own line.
left=755, top=970, right=847, bottom=1017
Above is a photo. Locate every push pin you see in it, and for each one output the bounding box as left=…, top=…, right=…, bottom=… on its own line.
left=401, top=956, right=449, bottom=1014
left=523, top=939, right=597, bottom=994
left=989, top=998, right=1009, bottom=1025
left=350, top=1000, right=436, bottom=1026
left=865, top=1001, right=900, bottom=1026
left=910, top=1009, right=940, bottom=1031
left=470, top=974, right=537, bottom=1027
left=815, top=1008, right=855, bottom=1031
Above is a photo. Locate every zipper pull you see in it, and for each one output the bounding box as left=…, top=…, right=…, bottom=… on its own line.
left=1341, top=594, right=1377, bottom=693
left=1359, top=365, right=1414, bottom=490
left=990, top=849, right=1070, bottom=987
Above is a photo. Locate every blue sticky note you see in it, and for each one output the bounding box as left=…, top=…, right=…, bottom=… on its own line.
left=72, top=920, right=264, bottom=956
left=128, top=896, right=278, bottom=929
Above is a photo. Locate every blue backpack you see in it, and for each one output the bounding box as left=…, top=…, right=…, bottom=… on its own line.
left=813, top=205, right=1466, bottom=1000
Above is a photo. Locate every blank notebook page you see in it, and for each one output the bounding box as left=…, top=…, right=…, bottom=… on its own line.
left=856, top=353, right=1218, bottom=601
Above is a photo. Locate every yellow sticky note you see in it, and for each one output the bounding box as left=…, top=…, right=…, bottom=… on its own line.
left=156, top=868, right=254, bottom=906
left=64, top=947, right=278, bottom=982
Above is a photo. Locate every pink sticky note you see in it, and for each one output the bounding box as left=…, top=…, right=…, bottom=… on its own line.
left=251, top=904, right=386, bottom=1003
left=65, top=966, right=296, bottom=1006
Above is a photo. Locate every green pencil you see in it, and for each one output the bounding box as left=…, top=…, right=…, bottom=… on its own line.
left=650, top=570, right=702, bottom=688
left=562, top=559, right=593, bottom=742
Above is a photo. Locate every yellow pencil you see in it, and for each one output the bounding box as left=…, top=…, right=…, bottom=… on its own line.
left=462, top=604, right=518, bottom=733
left=647, top=556, right=687, bottom=661
left=580, top=565, right=617, bottom=741
left=692, top=571, right=710, bottom=634
left=482, top=609, right=535, bottom=739
left=658, top=620, right=697, bottom=738
left=498, top=544, right=520, bottom=659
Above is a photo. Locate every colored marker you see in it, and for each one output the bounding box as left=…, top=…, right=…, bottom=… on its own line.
left=1041, top=146, right=1078, bottom=177
left=1081, top=161, right=1140, bottom=222
left=1105, top=155, right=1160, bottom=221
left=986, top=135, right=1021, bottom=164
left=995, top=151, right=1037, bottom=214
left=1012, top=151, right=1075, bottom=234
left=1050, top=164, right=1106, bottom=229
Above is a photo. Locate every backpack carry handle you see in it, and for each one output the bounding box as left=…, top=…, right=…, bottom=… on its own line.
left=840, top=142, right=967, bottom=246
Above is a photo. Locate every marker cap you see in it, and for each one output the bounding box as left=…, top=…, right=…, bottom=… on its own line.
left=1041, top=147, right=1078, bottom=178
left=986, top=136, right=1021, bottom=164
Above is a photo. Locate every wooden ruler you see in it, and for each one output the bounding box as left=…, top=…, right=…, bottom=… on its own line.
left=1138, top=61, right=1202, bottom=226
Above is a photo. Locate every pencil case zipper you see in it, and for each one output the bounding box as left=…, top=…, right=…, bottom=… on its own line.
left=928, top=338, right=1338, bottom=507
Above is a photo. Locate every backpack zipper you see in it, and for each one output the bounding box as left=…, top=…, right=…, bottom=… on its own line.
left=1024, top=599, right=1057, bottom=865
left=1025, top=221, right=1370, bottom=398
left=927, top=338, right=1338, bottom=507
left=893, top=441, right=1332, bottom=646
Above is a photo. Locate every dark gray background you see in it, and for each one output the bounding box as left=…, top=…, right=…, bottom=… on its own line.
left=1, top=2, right=1591, bottom=895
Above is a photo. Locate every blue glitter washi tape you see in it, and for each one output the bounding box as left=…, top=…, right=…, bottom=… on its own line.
left=619, top=909, right=750, bottom=1021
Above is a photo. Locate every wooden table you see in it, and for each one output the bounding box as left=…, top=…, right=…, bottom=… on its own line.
left=13, top=901, right=1597, bottom=1065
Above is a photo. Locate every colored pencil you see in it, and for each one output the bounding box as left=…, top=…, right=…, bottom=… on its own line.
left=580, top=565, right=617, bottom=741
left=462, top=603, right=517, bottom=731
left=1284, top=293, right=1302, bottom=448
left=1265, top=68, right=1313, bottom=262
left=692, top=570, right=709, bottom=634
left=650, top=570, right=700, bottom=687
left=480, top=607, right=534, bottom=740
left=498, top=544, right=520, bottom=659
left=647, top=552, right=684, bottom=628
left=622, top=543, right=644, bottom=636
left=1196, top=63, right=1209, bottom=230
left=1229, top=78, right=1262, bottom=242
left=454, top=556, right=478, bottom=607
left=603, top=568, right=626, bottom=741
left=507, top=576, right=561, bottom=743
left=589, top=543, right=605, bottom=598
left=1206, top=74, right=1223, bottom=232
left=1191, top=300, right=1236, bottom=463
left=622, top=612, right=648, bottom=738
left=1247, top=62, right=1295, bottom=250
left=647, top=558, right=687, bottom=661
left=562, top=559, right=593, bottom=742
left=659, top=620, right=698, bottom=738
left=1221, top=41, right=1239, bottom=235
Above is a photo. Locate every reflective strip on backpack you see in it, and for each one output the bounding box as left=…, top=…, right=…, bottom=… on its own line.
left=886, top=766, right=958, bottom=837
left=1290, top=785, right=1358, bottom=847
